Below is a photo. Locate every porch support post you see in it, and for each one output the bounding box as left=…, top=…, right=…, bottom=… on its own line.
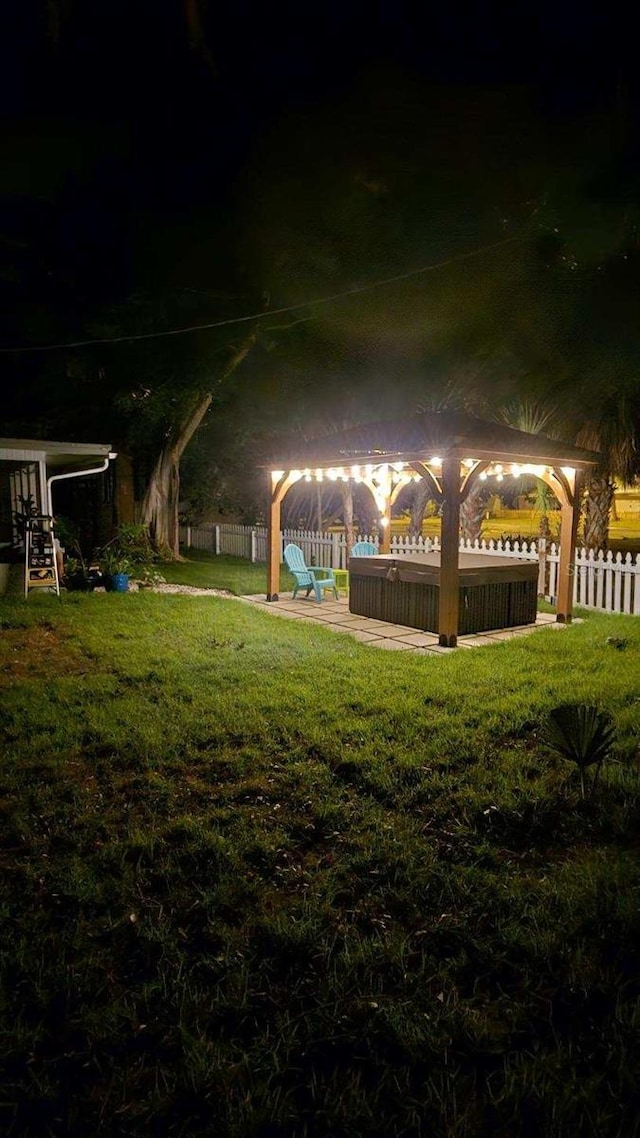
left=556, top=469, right=584, bottom=624
left=438, top=457, right=461, bottom=647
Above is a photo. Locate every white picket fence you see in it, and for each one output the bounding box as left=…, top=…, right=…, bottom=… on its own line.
left=178, top=524, right=640, bottom=617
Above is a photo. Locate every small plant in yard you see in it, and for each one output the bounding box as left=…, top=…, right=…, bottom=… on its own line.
left=542, top=703, right=617, bottom=797
left=113, top=522, right=156, bottom=566
left=98, top=523, right=161, bottom=584
left=62, top=554, right=92, bottom=590
left=56, top=516, right=95, bottom=590
left=98, top=545, right=133, bottom=577
left=134, top=564, right=167, bottom=588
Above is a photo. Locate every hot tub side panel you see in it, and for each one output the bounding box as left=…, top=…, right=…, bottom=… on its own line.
left=349, top=573, right=440, bottom=630
left=349, top=561, right=537, bottom=634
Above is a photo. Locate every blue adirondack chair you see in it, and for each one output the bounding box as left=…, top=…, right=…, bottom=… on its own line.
left=283, top=544, right=338, bottom=603
left=350, top=541, right=378, bottom=557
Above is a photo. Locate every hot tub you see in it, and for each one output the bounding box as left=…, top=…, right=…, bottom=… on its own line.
left=348, top=552, right=538, bottom=635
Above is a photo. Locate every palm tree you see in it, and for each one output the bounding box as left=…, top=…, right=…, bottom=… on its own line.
left=493, top=397, right=565, bottom=542
left=459, top=480, right=490, bottom=544
left=568, top=234, right=640, bottom=549
left=415, top=364, right=496, bottom=542
left=408, top=478, right=435, bottom=541
left=575, top=390, right=638, bottom=550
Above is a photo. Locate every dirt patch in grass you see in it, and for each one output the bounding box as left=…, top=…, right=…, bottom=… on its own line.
left=0, top=625, right=96, bottom=685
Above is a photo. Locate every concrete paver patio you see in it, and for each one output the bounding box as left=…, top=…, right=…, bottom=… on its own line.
left=241, top=593, right=559, bottom=654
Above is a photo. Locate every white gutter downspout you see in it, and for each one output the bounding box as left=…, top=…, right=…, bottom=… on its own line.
left=46, top=452, right=118, bottom=516
left=37, top=459, right=48, bottom=517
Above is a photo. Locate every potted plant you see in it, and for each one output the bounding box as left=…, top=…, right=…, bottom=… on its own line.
left=98, top=524, right=164, bottom=593
left=62, top=555, right=93, bottom=591
left=99, top=546, right=133, bottom=592
left=57, top=518, right=100, bottom=591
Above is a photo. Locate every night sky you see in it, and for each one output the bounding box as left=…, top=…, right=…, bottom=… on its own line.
left=1, top=2, right=638, bottom=390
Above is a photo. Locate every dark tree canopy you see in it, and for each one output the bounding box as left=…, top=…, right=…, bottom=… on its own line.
left=1, top=3, right=639, bottom=540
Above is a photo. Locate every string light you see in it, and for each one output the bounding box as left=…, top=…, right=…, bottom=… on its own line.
left=275, top=458, right=557, bottom=489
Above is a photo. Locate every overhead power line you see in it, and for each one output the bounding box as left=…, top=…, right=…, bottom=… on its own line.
left=0, top=232, right=523, bottom=354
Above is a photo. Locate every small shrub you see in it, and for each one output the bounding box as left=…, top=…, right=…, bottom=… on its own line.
left=542, top=703, right=616, bottom=798
left=97, top=523, right=159, bottom=580
left=135, top=565, right=167, bottom=588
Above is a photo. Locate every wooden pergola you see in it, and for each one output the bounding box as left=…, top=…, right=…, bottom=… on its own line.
left=266, top=411, right=600, bottom=646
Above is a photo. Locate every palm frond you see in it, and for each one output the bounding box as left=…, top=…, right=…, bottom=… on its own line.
left=542, top=704, right=616, bottom=796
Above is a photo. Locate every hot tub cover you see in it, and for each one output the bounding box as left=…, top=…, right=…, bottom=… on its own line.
left=347, top=552, right=538, bottom=588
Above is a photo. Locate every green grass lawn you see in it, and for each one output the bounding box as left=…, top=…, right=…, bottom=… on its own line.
left=161, top=550, right=289, bottom=594
left=1, top=571, right=640, bottom=1137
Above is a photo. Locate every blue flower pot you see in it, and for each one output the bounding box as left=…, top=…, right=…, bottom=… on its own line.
left=107, top=573, right=130, bottom=593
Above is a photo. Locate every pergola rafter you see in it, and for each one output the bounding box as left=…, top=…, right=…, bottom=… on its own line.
left=265, top=412, right=599, bottom=645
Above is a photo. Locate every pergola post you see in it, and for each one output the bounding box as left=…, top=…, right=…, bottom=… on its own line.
left=556, top=469, right=584, bottom=624
left=267, top=471, right=299, bottom=599
left=438, top=457, right=461, bottom=647
left=266, top=491, right=282, bottom=601
left=379, top=501, right=392, bottom=554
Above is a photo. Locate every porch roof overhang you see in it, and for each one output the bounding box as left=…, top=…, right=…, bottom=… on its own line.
left=1, top=438, right=117, bottom=521
left=0, top=438, right=116, bottom=475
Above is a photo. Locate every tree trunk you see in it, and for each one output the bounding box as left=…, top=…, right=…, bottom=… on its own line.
left=281, top=484, right=315, bottom=529
left=409, top=479, right=432, bottom=539
left=460, top=480, right=488, bottom=543
left=582, top=472, right=615, bottom=550
left=141, top=333, right=256, bottom=558
left=114, top=453, right=136, bottom=527
left=340, top=482, right=355, bottom=554
left=140, top=392, right=210, bottom=558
